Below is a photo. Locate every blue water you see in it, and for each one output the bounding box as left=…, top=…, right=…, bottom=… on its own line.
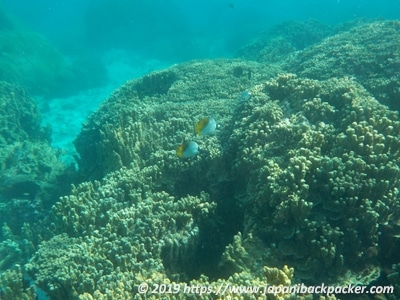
left=12, top=0, right=396, bottom=156
left=3, top=0, right=400, bottom=60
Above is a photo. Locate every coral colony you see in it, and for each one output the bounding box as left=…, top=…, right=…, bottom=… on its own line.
left=1, top=20, right=400, bottom=299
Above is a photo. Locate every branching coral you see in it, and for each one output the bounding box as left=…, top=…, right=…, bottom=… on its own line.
left=28, top=165, right=216, bottom=298
left=284, top=20, right=400, bottom=111
left=22, top=23, right=400, bottom=296
left=0, top=264, right=36, bottom=300
left=231, top=73, right=400, bottom=283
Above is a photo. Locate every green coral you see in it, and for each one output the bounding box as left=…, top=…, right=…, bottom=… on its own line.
left=231, top=73, right=400, bottom=282
left=0, top=82, right=73, bottom=229
left=74, top=59, right=280, bottom=179
left=0, top=264, right=36, bottom=300
left=284, top=20, right=400, bottom=111
left=27, top=166, right=217, bottom=298
left=236, top=20, right=333, bottom=63
left=19, top=20, right=400, bottom=299
left=0, top=27, right=67, bottom=97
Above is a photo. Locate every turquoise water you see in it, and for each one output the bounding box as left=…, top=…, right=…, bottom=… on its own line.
left=1, top=1, right=400, bottom=299
left=1, top=0, right=399, bottom=153
left=3, top=0, right=400, bottom=59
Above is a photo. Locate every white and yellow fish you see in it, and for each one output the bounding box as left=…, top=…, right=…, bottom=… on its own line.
left=176, top=141, right=199, bottom=158
left=194, top=117, right=217, bottom=136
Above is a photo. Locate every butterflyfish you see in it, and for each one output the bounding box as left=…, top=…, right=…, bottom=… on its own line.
left=239, top=91, right=251, bottom=102
left=194, top=117, right=217, bottom=135
left=176, top=141, right=199, bottom=158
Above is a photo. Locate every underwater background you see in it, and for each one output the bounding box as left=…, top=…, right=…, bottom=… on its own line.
left=1, top=1, right=400, bottom=299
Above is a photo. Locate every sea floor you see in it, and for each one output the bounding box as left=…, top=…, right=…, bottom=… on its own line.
left=37, top=50, right=172, bottom=164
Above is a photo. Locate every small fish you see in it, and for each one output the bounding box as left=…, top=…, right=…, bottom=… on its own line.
left=194, top=117, right=217, bottom=135
left=176, top=141, right=199, bottom=158
left=239, top=91, right=251, bottom=102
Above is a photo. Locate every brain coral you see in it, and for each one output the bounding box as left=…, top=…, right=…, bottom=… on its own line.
left=231, top=73, right=400, bottom=282
left=284, top=20, right=400, bottom=111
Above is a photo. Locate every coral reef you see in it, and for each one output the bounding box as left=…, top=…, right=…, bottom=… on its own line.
left=236, top=20, right=333, bottom=63
left=56, top=55, right=109, bottom=97
left=0, top=25, right=66, bottom=97
left=27, top=59, right=305, bottom=299
left=0, top=264, right=36, bottom=300
left=284, top=20, right=400, bottom=111
left=0, top=10, right=108, bottom=97
left=16, top=20, right=400, bottom=299
left=0, top=81, right=47, bottom=144
left=74, top=59, right=280, bottom=180
left=230, top=73, right=400, bottom=283
left=27, top=166, right=214, bottom=298
left=0, top=81, right=73, bottom=293
left=28, top=198, right=325, bottom=300
left=0, top=82, right=73, bottom=220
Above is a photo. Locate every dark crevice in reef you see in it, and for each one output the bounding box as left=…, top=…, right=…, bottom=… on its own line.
left=135, top=70, right=177, bottom=99
left=194, top=191, right=244, bottom=280
left=161, top=180, right=244, bottom=282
